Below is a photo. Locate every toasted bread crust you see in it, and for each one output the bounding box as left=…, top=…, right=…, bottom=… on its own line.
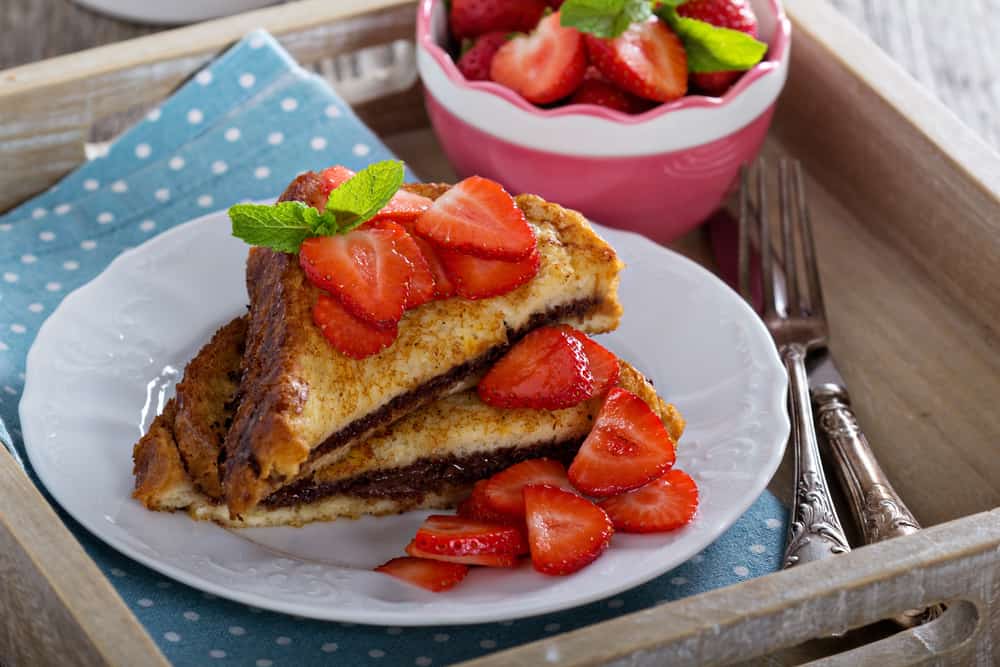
left=132, top=400, right=196, bottom=509
left=222, top=179, right=625, bottom=517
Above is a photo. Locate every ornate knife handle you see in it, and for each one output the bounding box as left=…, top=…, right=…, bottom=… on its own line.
left=812, top=383, right=943, bottom=626
left=781, top=344, right=851, bottom=569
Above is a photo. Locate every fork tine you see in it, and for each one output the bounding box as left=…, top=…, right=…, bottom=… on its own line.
left=778, top=160, right=801, bottom=315
left=793, top=162, right=825, bottom=318
left=738, top=165, right=752, bottom=302
left=757, top=159, right=777, bottom=317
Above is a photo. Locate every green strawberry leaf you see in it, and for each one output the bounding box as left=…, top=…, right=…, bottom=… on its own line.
left=657, top=7, right=767, bottom=73
left=560, top=0, right=653, bottom=39
left=325, top=159, right=405, bottom=233
left=229, top=201, right=325, bottom=254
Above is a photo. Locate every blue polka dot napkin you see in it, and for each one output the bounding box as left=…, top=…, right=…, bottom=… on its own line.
left=0, top=30, right=787, bottom=667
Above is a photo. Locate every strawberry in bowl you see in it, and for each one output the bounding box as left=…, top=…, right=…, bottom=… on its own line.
left=416, top=0, right=791, bottom=243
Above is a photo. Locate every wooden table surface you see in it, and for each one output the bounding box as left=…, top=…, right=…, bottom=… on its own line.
left=2, top=0, right=999, bottom=151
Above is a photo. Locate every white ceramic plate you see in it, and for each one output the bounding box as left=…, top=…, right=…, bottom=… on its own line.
left=21, top=210, right=788, bottom=626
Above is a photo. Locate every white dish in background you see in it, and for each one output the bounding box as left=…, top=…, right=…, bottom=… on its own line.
left=21, top=208, right=788, bottom=626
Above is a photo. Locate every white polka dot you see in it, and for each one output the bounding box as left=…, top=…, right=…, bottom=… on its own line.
left=433, top=633, right=449, bottom=643
left=750, top=544, right=766, bottom=554
left=187, top=108, right=204, bottom=124
left=353, top=143, right=370, bottom=156
left=310, top=136, right=327, bottom=151
left=544, top=623, right=560, bottom=632
left=479, top=639, right=497, bottom=649
left=83, top=178, right=99, bottom=191
left=196, top=69, right=213, bottom=85
left=183, top=611, right=199, bottom=621
left=280, top=97, right=298, bottom=111
left=276, top=636, right=291, bottom=646
left=256, top=660, right=273, bottom=667
left=155, top=188, right=171, bottom=202
left=81, top=240, right=97, bottom=250
left=3, top=386, right=16, bottom=395
left=197, top=195, right=214, bottom=208
left=0, top=342, right=8, bottom=352
left=254, top=166, right=271, bottom=179
left=267, top=131, right=284, bottom=145
left=734, top=565, right=750, bottom=577
left=671, top=576, right=687, bottom=585
left=164, top=632, right=181, bottom=643
left=239, top=73, right=256, bottom=88
left=135, top=143, right=152, bottom=159
left=140, top=220, right=156, bottom=232
left=10, top=324, right=26, bottom=334
left=209, top=650, right=226, bottom=659
left=369, top=649, right=385, bottom=658
left=321, top=642, right=338, bottom=653
left=249, top=33, right=266, bottom=48
left=169, top=156, right=186, bottom=170
left=2, top=273, right=17, bottom=283
left=607, top=598, right=624, bottom=608
left=38, top=230, right=55, bottom=241
left=110, top=568, right=126, bottom=577
left=21, top=254, right=37, bottom=264
left=55, top=203, right=71, bottom=215
left=146, top=108, right=161, bottom=122
left=225, top=127, right=241, bottom=142
left=46, top=282, right=61, bottom=292
left=97, top=212, right=114, bottom=224
left=228, top=626, right=246, bottom=636
left=28, top=303, right=43, bottom=313
left=324, top=104, right=341, bottom=118
left=112, top=180, right=128, bottom=193
left=211, top=160, right=228, bottom=175
left=765, top=518, right=782, bottom=529
left=32, top=207, right=47, bottom=219
left=137, top=598, right=153, bottom=608
left=0, top=223, right=10, bottom=232
left=415, top=657, right=432, bottom=666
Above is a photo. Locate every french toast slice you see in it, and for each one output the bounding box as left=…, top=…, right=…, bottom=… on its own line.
left=222, top=177, right=625, bottom=517
left=133, top=318, right=683, bottom=528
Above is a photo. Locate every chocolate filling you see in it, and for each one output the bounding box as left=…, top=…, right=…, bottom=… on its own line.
left=263, top=439, right=582, bottom=507
left=304, top=297, right=600, bottom=463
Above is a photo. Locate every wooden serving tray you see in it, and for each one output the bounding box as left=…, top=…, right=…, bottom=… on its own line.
left=2, top=1, right=998, bottom=664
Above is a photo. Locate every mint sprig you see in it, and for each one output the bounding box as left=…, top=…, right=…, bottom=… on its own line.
left=228, top=159, right=405, bottom=252
left=559, top=0, right=767, bottom=73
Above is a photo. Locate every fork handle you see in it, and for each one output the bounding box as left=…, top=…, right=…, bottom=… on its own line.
left=781, top=343, right=851, bottom=569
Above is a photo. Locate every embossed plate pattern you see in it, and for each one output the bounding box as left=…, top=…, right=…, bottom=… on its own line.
left=20, top=210, right=788, bottom=625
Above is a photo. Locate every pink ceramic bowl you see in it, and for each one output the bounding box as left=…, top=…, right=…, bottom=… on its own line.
left=416, top=0, right=790, bottom=243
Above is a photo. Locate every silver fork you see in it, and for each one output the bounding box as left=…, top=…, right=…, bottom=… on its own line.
left=739, top=158, right=852, bottom=569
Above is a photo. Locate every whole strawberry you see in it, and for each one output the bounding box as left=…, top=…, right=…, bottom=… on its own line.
left=677, top=0, right=759, bottom=96
left=456, top=31, right=508, bottom=81
left=450, top=0, right=548, bottom=40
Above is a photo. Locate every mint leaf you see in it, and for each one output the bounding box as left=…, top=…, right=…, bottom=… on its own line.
left=325, top=159, right=405, bottom=233
left=657, top=7, right=767, bottom=73
left=229, top=201, right=321, bottom=254
left=560, top=0, right=652, bottom=39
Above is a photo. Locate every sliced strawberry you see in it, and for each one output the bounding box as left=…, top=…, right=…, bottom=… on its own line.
left=599, top=469, right=699, bottom=533
left=568, top=388, right=677, bottom=497
left=412, top=234, right=456, bottom=299
left=457, top=480, right=517, bottom=523
left=565, top=328, right=621, bottom=396
left=478, top=326, right=595, bottom=409
left=371, top=222, right=437, bottom=309
left=523, top=484, right=613, bottom=576
left=438, top=247, right=540, bottom=300
left=490, top=12, right=587, bottom=105
left=374, top=557, right=468, bottom=592
left=482, top=459, right=573, bottom=519
left=449, top=0, right=547, bottom=40
left=457, top=31, right=509, bottom=81
left=312, top=292, right=398, bottom=359
left=414, top=176, right=535, bottom=261
left=677, top=0, right=759, bottom=96
left=413, top=515, right=528, bottom=556
left=320, top=166, right=432, bottom=222
left=569, top=78, right=653, bottom=114
left=405, top=540, right=519, bottom=568
left=299, top=226, right=413, bottom=328
left=585, top=18, right=687, bottom=103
